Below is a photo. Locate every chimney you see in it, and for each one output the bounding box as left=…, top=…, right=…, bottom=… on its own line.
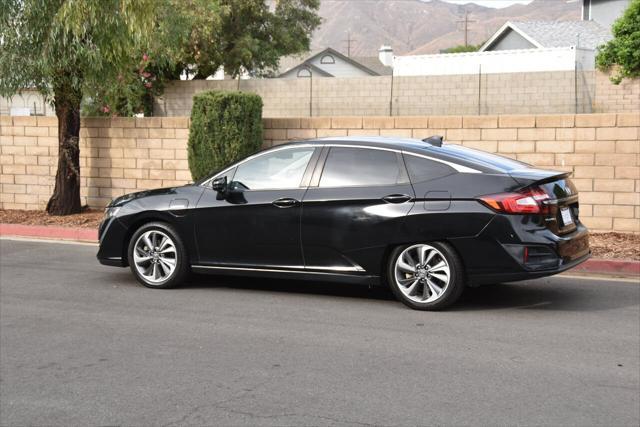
left=378, top=45, right=393, bottom=67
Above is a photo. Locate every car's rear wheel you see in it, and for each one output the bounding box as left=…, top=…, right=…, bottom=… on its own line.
left=127, top=222, right=188, bottom=289
left=387, top=242, right=464, bottom=310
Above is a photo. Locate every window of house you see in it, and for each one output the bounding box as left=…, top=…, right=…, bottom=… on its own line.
left=320, top=55, right=335, bottom=64
left=297, top=68, right=312, bottom=78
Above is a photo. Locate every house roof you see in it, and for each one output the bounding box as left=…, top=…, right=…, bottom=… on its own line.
left=350, top=56, right=393, bottom=76
left=276, top=47, right=392, bottom=77
left=480, top=20, right=612, bottom=52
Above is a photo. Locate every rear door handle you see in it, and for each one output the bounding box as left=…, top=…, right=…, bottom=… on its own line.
left=272, top=197, right=300, bottom=208
left=382, top=194, right=412, bottom=204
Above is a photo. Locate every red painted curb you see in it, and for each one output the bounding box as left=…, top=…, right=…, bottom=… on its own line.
left=572, top=258, right=639, bottom=277
left=0, top=223, right=98, bottom=242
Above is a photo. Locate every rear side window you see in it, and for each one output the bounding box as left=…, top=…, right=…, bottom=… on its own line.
left=403, top=154, right=456, bottom=183
left=320, top=147, right=405, bottom=187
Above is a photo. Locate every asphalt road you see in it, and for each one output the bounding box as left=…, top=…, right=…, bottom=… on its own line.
left=1, top=238, right=639, bottom=426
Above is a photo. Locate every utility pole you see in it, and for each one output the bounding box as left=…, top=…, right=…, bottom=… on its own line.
left=342, top=31, right=356, bottom=57
left=456, top=10, right=476, bottom=47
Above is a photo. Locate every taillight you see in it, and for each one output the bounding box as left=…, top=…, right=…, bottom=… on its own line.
left=479, top=187, right=550, bottom=214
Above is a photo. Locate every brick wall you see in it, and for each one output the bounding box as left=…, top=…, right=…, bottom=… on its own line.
left=1, top=113, right=639, bottom=233
left=155, top=71, right=638, bottom=117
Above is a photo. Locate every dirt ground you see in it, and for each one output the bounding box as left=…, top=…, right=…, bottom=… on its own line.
left=0, top=208, right=103, bottom=229
left=0, top=209, right=638, bottom=260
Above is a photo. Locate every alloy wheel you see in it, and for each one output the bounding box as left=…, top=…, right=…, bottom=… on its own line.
left=393, top=244, right=451, bottom=303
left=133, top=230, right=177, bottom=284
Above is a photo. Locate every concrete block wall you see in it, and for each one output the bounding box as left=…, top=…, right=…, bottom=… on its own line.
left=1, top=113, right=639, bottom=233
left=593, top=71, right=640, bottom=113
left=0, top=116, right=191, bottom=209
left=262, top=113, right=639, bottom=233
left=155, top=70, right=635, bottom=118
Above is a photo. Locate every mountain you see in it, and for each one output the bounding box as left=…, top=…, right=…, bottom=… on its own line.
left=310, top=0, right=581, bottom=56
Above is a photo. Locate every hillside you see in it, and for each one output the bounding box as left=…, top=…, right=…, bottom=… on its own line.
left=311, top=0, right=581, bottom=56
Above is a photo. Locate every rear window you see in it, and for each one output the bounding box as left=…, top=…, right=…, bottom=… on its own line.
left=540, top=178, right=578, bottom=199
left=320, top=147, right=404, bottom=187
left=434, top=144, right=529, bottom=172
left=403, top=154, right=456, bottom=183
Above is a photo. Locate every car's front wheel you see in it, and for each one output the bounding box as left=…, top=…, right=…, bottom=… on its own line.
left=387, top=242, right=464, bottom=310
left=127, top=222, right=188, bottom=289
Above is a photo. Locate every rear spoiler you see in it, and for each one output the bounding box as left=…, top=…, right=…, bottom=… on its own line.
left=508, top=168, right=571, bottom=187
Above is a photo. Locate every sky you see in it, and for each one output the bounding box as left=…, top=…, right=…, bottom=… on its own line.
left=440, top=0, right=534, bottom=8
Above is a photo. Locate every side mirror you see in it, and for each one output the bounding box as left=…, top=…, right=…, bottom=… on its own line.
left=212, top=176, right=227, bottom=193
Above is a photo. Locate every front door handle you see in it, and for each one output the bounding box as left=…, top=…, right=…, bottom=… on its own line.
left=382, top=194, right=412, bottom=204
left=272, top=197, right=300, bottom=208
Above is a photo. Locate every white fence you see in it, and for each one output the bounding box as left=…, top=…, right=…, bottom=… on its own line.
left=0, top=90, right=53, bottom=116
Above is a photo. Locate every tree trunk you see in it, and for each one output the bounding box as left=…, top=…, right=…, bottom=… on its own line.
left=46, top=85, right=82, bottom=216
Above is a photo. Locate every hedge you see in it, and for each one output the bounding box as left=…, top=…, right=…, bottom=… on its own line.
left=188, top=91, right=263, bottom=181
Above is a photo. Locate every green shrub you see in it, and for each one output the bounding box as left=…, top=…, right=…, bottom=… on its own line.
left=188, top=91, right=263, bottom=181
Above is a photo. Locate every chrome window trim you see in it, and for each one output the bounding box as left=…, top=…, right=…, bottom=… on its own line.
left=401, top=151, right=482, bottom=174
left=191, top=264, right=365, bottom=274
left=200, top=142, right=482, bottom=188
left=321, top=144, right=481, bottom=174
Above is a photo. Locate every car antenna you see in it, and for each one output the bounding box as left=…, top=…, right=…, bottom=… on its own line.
left=422, top=135, right=443, bottom=147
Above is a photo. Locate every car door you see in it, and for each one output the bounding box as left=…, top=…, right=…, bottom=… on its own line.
left=194, top=145, right=319, bottom=267
left=301, top=146, right=415, bottom=275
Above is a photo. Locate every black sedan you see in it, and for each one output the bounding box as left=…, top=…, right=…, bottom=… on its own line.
left=97, top=136, right=590, bottom=310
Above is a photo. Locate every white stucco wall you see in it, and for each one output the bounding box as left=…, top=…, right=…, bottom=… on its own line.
left=393, top=47, right=579, bottom=76
left=586, top=0, right=631, bottom=29
left=0, top=90, right=54, bottom=116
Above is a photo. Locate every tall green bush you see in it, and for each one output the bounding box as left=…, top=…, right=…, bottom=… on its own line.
left=596, top=0, right=640, bottom=84
left=188, top=91, right=263, bottom=181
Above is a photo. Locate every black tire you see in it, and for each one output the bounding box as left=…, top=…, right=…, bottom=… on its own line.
left=386, top=241, right=465, bottom=311
left=127, top=222, right=189, bottom=289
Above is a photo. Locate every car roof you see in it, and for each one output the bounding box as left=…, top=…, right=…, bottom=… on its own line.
left=279, top=136, right=528, bottom=173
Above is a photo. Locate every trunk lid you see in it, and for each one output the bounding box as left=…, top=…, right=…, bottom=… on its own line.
left=509, top=168, right=579, bottom=235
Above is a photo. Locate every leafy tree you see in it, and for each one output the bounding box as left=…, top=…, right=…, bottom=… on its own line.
left=85, top=0, right=321, bottom=115
left=173, top=0, right=321, bottom=79
left=0, top=0, right=155, bottom=215
left=441, top=43, right=482, bottom=54
left=83, top=0, right=198, bottom=117
left=596, top=0, right=640, bottom=84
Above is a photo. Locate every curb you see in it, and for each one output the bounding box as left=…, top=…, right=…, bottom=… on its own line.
left=0, top=223, right=98, bottom=242
left=0, top=223, right=638, bottom=278
left=571, top=258, right=639, bottom=277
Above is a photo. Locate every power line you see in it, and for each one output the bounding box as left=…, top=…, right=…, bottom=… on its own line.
left=455, top=10, right=477, bottom=47
left=342, top=31, right=357, bottom=57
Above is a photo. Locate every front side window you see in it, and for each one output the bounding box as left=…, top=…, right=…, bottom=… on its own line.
left=233, top=147, right=315, bottom=190
left=319, top=147, right=405, bottom=187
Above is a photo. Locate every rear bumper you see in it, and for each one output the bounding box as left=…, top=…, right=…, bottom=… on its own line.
left=469, top=250, right=590, bottom=285
left=452, top=214, right=591, bottom=286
